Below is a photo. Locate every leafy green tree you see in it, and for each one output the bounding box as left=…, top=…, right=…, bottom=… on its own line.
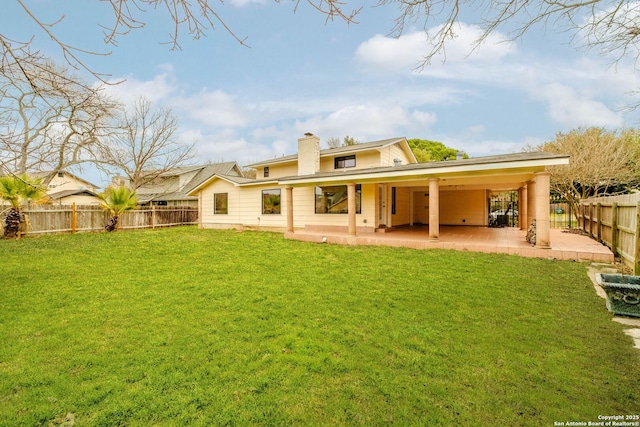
left=0, top=175, right=46, bottom=238
left=408, top=139, right=467, bottom=162
left=97, top=186, right=139, bottom=232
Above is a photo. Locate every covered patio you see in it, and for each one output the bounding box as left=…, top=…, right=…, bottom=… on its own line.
left=285, top=226, right=614, bottom=263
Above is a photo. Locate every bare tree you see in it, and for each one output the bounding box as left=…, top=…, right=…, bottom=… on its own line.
left=534, top=127, right=640, bottom=220
left=0, top=59, right=119, bottom=178
left=4, top=1, right=640, bottom=82
left=326, top=136, right=342, bottom=148
left=1, top=1, right=360, bottom=95
left=378, top=0, right=640, bottom=69
left=100, top=97, right=195, bottom=189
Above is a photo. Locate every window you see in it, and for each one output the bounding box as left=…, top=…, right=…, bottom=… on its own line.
left=315, top=185, right=361, bottom=214
left=214, top=193, right=228, bottom=214
left=334, top=155, right=356, bottom=169
left=264, top=167, right=269, bottom=178
left=262, top=189, right=281, bottom=214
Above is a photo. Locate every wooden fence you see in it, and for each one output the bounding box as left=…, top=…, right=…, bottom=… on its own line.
left=580, top=193, right=640, bottom=274
left=0, top=204, right=198, bottom=236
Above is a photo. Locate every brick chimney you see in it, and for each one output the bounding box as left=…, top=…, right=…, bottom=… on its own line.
left=297, top=132, right=320, bottom=175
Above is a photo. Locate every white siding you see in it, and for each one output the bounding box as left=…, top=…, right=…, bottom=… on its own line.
left=391, top=186, right=412, bottom=226
left=440, top=189, right=487, bottom=226
left=292, top=183, right=376, bottom=232
left=381, top=144, right=414, bottom=166
left=257, top=163, right=298, bottom=179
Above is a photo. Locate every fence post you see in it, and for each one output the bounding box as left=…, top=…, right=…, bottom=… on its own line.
left=589, top=203, right=594, bottom=238
left=71, top=203, right=77, bottom=233
left=151, top=204, right=156, bottom=229
left=611, top=202, right=618, bottom=256
left=635, top=202, right=640, bottom=275
left=597, top=203, right=602, bottom=242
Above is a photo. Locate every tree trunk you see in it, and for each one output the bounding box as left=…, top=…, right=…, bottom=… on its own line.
left=3, top=208, right=22, bottom=239
left=105, top=215, right=118, bottom=232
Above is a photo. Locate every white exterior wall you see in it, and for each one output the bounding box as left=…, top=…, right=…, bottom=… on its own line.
left=440, top=189, right=487, bottom=226
left=292, top=183, right=376, bottom=232
left=256, top=163, right=298, bottom=180
left=200, top=180, right=377, bottom=232
left=380, top=145, right=413, bottom=166
left=55, top=195, right=101, bottom=205
left=47, top=174, right=96, bottom=192
left=318, top=151, right=381, bottom=172
left=200, top=180, right=293, bottom=230
left=391, top=186, right=412, bottom=226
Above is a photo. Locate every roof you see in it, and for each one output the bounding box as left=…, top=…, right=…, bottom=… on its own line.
left=277, top=151, right=569, bottom=185
left=30, top=170, right=99, bottom=189
left=139, top=162, right=242, bottom=202
left=46, top=189, right=100, bottom=200
left=188, top=151, right=569, bottom=194
left=245, top=137, right=416, bottom=168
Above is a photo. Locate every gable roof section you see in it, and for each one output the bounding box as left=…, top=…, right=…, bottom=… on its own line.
left=156, top=162, right=241, bottom=178
left=144, top=163, right=244, bottom=202
left=30, top=170, right=99, bottom=189
left=246, top=137, right=416, bottom=168
left=187, top=174, right=278, bottom=196
left=46, top=189, right=100, bottom=200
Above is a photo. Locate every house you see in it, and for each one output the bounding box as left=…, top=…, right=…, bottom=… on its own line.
left=188, top=133, right=569, bottom=249
left=122, top=162, right=244, bottom=207
left=32, top=170, right=101, bottom=205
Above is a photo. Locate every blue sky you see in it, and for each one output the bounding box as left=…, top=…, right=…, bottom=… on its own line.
left=3, top=1, right=640, bottom=186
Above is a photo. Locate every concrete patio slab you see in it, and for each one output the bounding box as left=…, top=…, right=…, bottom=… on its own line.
left=286, top=226, right=614, bottom=263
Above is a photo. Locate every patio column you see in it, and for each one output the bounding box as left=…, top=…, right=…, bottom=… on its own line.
left=429, top=178, right=440, bottom=241
left=519, top=185, right=528, bottom=230
left=534, top=172, right=551, bottom=249
left=348, top=183, right=357, bottom=236
left=286, top=186, right=294, bottom=233
left=527, top=179, right=536, bottom=228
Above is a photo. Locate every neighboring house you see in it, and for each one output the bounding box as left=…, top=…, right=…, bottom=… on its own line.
left=188, top=133, right=569, bottom=249
left=126, top=162, right=244, bottom=207
left=31, top=171, right=101, bottom=205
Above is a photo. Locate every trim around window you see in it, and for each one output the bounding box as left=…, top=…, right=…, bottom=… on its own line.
left=214, top=193, right=228, bottom=215
left=334, top=155, right=356, bottom=169
left=262, top=189, right=281, bottom=214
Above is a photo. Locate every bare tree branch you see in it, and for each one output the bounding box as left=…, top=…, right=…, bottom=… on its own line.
left=99, top=97, right=195, bottom=189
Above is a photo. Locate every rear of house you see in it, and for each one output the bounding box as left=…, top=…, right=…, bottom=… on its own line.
left=189, top=133, right=568, bottom=248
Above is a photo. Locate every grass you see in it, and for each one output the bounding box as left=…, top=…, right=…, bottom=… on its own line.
left=0, top=227, right=638, bottom=426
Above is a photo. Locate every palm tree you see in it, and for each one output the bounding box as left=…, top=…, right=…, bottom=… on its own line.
left=97, top=186, right=139, bottom=232
left=0, top=175, right=46, bottom=238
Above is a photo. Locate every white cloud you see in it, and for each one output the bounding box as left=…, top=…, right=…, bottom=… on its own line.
left=532, top=83, right=624, bottom=128
left=292, top=104, right=437, bottom=142
left=172, top=90, right=250, bottom=128
left=102, top=64, right=177, bottom=104
left=229, top=0, right=266, bottom=5
left=355, top=23, right=517, bottom=73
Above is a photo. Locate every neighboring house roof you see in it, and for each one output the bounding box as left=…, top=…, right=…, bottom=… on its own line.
left=138, top=162, right=243, bottom=203
left=30, top=170, right=99, bottom=189
left=245, top=137, right=417, bottom=168
left=45, top=189, right=100, bottom=200
left=187, top=151, right=569, bottom=195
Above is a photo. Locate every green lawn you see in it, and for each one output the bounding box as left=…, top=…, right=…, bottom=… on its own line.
left=1, top=227, right=638, bottom=426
